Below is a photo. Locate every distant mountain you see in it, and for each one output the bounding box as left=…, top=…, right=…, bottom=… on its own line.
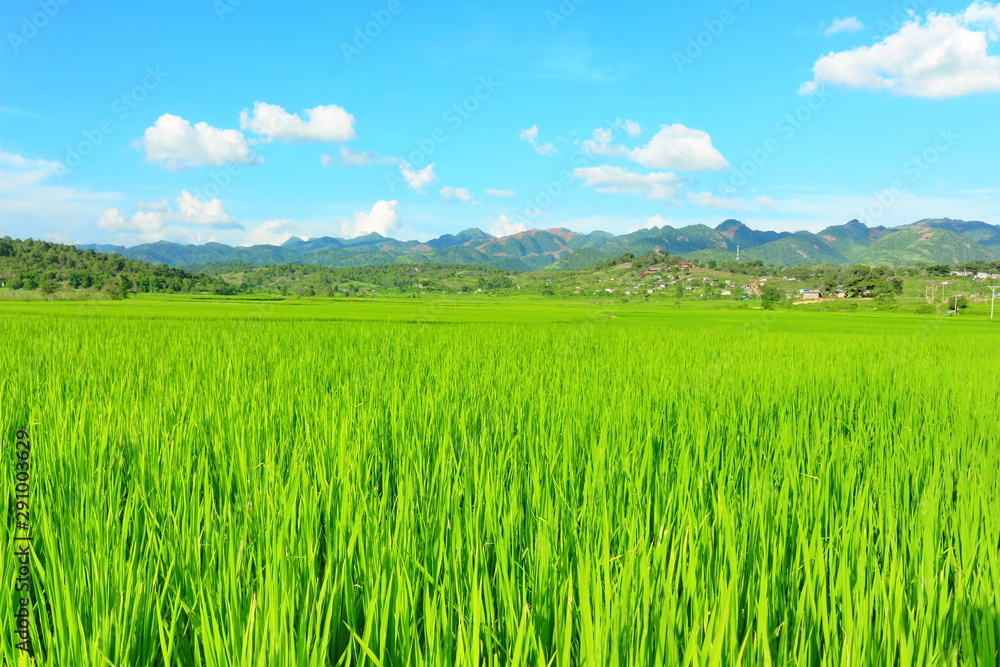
left=855, top=223, right=994, bottom=265
left=715, top=219, right=790, bottom=248
left=816, top=220, right=892, bottom=261
left=76, top=218, right=1000, bottom=269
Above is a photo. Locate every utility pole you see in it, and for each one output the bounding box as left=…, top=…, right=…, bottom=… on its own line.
left=954, top=294, right=960, bottom=315
left=989, top=285, right=1000, bottom=320
left=736, top=245, right=740, bottom=263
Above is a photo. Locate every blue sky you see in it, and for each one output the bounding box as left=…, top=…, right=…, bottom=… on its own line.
left=2, top=0, right=1000, bottom=246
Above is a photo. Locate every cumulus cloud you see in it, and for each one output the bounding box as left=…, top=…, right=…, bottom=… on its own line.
left=400, top=163, right=436, bottom=192
left=573, top=165, right=680, bottom=200
left=618, top=118, right=642, bottom=137
left=138, top=114, right=258, bottom=169
left=687, top=191, right=735, bottom=209
left=240, top=102, right=356, bottom=143
left=324, top=146, right=400, bottom=167
left=175, top=190, right=235, bottom=225
left=488, top=214, right=528, bottom=237
left=629, top=124, right=729, bottom=170
left=245, top=219, right=298, bottom=246
left=581, top=127, right=629, bottom=157
left=755, top=195, right=777, bottom=210
left=687, top=191, right=779, bottom=211
left=439, top=186, right=471, bottom=203
left=486, top=188, right=515, bottom=197
left=519, top=125, right=558, bottom=156
left=340, top=200, right=401, bottom=238
left=801, top=2, right=1000, bottom=98
left=97, top=191, right=240, bottom=236
left=825, top=17, right=865, bottom=35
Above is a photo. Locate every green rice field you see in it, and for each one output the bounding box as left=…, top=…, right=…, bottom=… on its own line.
left=3, top=298, right=999, bottom=665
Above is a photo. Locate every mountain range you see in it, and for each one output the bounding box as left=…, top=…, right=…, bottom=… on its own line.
left=78, top=218, right=1000, bottom=271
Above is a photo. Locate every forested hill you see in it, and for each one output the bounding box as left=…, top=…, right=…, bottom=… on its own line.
left=0, top=237, right=232, bottom=296
left=77, top=218, right=1000, bottom=270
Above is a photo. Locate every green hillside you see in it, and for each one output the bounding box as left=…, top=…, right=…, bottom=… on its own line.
left=856, top=225, right=994, bottom=265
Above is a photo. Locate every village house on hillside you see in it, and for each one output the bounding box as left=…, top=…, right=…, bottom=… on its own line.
left=799, top=289, right=823, bottom=300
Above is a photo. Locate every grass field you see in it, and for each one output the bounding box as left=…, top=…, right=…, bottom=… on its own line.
left=3, top=297, right=999, bottom=665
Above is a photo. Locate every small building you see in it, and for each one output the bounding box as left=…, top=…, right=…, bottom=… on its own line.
left=834, top=290, right=848, bottom=298
left=799, top=289, right=823, bottom=300
left=721, top=289, right=732, bottom=296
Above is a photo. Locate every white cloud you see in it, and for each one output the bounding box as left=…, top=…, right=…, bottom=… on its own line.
left=0, top=150, right=116, bottom=240
left=572, top=165, right=680, bottom=200
left=581, top=127, right=629, bottom=157
left=175, top=190, right=235, bottom=225
left=400, top=163, right=436, bottom=192
left=802, top=3, right=1000, bottom=98
left=519, top=125, right=558, bottom=156
left=97, top=208, right=158, bottom=233
left=439, top=186, right=471, bottom=203
left=687, top=191, right=735, bottom=209
left=245, top=219, right=298, bottom=246
left=240, top=102, right=356, bottom=143
left=488, top=214, right=528, bottom=237
left=825, top=17, right=865, bottom=36
left=44, top=231, right=80, bottom=244
left=96, top=191, right=239, bottom=236
left=138, top=114, right=258, bottom=169
left=755, top=195, right=777, bottom=210
left=340, top=200, right=401, bottom=238
left=687, top=191, right=779, bottom=211
left=325, top=146, right=400, bottom=167
left=0, top=151, right=65, bottom=192
left=617, top=118, right=642, bottom=137
left=486, top=188, right=515, bottom=197
left=629, top=124, right=729, bottom=171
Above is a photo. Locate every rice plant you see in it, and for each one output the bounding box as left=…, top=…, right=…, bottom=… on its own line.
left=2, top=303, right=998, bottom=665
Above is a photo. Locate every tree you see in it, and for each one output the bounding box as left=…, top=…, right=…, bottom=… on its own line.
left=760, top=283, right=783, bottom=310
left=39, top=280, right=58, bottom=297
left=103, top=274, right=133, bottom=300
